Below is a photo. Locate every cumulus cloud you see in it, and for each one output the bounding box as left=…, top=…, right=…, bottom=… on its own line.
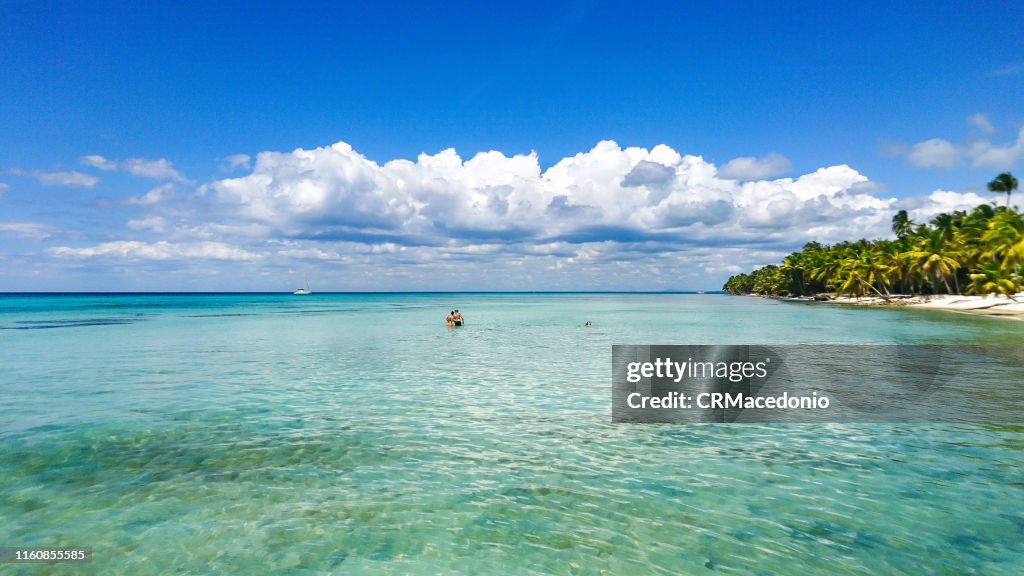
left=732, top=165, right=888, bottom=238
left=12, top=169, right=99, bottom=188
left=621, top=160, right=676, bottom=188
left=906, top=138, right=960, bottom=168
left=78, top=154, right=191, bottom=183
left=718, top=153, right=792, bottom=180
left=38, top=139, right=1004, bottom=289
left=221, top=154, right=252, bottom=172
left=901, top=190, right=992, bottom=222
left=969, top=127, right=1024, bottom=170
left=49, top=241, right=261, bottom=261
left=890, top=116, right=1024, bottom=171
left=128, top=183, right=175, bottom=205
left=203, top=140, right=910, bottom=254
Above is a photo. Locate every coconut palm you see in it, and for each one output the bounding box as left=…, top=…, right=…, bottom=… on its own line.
left=987, top=172, right=1018, bottom=208
left=930, top=212, right=958, bottom=241
left=981, top=210, right=1024, bottom=269
left=874, top=240, right=906, bottom=293
left=966, top=262, right=1021, bottom=300
left=722, top=203, right=1022, bottom=299
left=892, top=209, right=913, bottom=239
left=902, top=230, right=962, bottom=294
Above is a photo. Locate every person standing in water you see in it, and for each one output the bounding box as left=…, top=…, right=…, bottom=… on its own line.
left=452, top=310, right=463, bottom=326
left=446, top=311, right=454, bottom=327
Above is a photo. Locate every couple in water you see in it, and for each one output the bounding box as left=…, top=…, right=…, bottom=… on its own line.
left=446, top=309, right=464, bottom=327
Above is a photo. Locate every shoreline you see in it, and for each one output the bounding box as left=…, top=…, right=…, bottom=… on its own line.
left=774, top=293, right=1024, bottom=320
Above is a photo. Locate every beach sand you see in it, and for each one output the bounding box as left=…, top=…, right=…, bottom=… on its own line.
left=826, top=293, right=1024, bottom=319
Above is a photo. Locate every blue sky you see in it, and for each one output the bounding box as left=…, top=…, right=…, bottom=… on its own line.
left=1, top=1, right=1022, bottom=291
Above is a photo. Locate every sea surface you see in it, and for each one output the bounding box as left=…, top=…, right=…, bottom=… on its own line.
left=1, top=293, right=1022, bottom=575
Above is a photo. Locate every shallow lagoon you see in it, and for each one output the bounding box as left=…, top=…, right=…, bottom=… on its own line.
left=2, top=293, right=1022, bottom=574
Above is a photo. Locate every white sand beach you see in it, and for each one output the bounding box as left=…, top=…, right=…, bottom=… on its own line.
left=827, top=294, right=1024, bottom=319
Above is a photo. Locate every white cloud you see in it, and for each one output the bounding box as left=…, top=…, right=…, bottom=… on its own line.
left=902, top=190, right=992, bottom=222
left=126, top=216, right=168, bottom=232
left=0, top=221, right=53, bottom=240
left=32, top=139, right=1006, bottom=289
left=718, top=153, right=792, bottom=180
left=906, top=138, right=960, bottom=168
left=121, top=158, right=190, bottom=183
left=49, top=241, right=261, bottom=261
left=128, top=183, right=175, bottom=205
left=221, top=154, right=251, bottom=171
left=206, top=140, right=901, bottom=251
left=79, top=155, right=118, bottom=171
left=13, top=169, right=99, bottom=188
left=78, top=155, right=191, bottom=183
left=891, top=116, right=1024, bottom=171
left=969, top=127, right=1024, bottom=170
left=967, top=113, right=995, bottom=135
left=275, top=246, right=352, bottom=262
left=733, top=165, right=890, bottom=240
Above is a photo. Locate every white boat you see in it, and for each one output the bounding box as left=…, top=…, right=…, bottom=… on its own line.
left=293, top=275, right=312, bottom=295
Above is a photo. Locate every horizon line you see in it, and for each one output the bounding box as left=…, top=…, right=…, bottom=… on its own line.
left=0, top=290, right=726, bottom=295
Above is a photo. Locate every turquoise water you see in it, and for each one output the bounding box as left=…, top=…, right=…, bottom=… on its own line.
left=1, top=293, right=1023, bottom=574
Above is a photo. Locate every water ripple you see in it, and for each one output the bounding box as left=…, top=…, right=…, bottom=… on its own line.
left=1, top=293, right=1022, bottom=574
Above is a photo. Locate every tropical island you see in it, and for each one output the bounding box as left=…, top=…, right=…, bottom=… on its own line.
left=723, top=173, right=1023, bottom=317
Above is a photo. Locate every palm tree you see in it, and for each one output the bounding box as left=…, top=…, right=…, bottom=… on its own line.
left=982, top=209, right=1024, bottom=270
left=892, top=210, right=913, bottom=239
left=723, top=204, right=1024, bottom=299
left=857, top=246, right=895, bottom=297
left=824, top=242, right=893, bottom=299
left=967, top=262, right=1021, bottom=300
left=952, top=211, right=984, bottom=289
left=903, top=230, right=962, bottom=294
left=930, top=212, right=958, bottom=241
left=875, top=240, right=906, bottom=293
left=987, top=172, right=1018, bottom=208
left=811, top=242, right=850, bottom=290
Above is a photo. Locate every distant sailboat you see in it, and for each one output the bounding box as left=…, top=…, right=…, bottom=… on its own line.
left=293, top=275, right=312, bottom=295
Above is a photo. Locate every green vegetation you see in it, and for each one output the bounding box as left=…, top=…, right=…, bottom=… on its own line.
left=988, top=172, right=1018, bottom=207
left=724, top=175, right=1023, bottom=299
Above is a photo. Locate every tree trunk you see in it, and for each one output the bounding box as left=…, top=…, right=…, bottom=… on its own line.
left=857, top=277, right=892, bottom=301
